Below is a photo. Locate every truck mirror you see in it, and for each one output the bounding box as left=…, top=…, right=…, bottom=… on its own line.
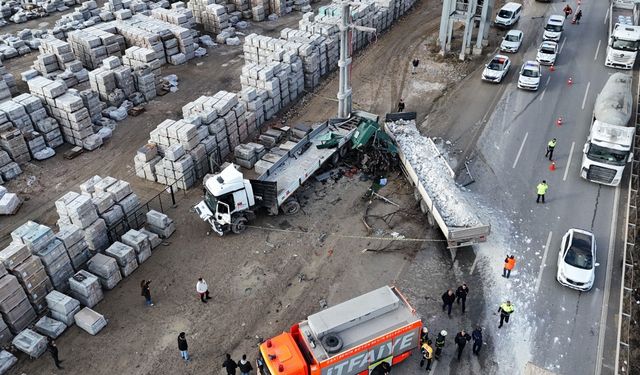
left=629, top=152, right=634, bottom=162
left=583, top=143, right=588, bottom=154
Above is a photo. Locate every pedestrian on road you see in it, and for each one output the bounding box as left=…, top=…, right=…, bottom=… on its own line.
left=256, top=356, right=265, bottom=374
left=454, top=330, right=471, bottom=360
left=223, top=353, right=238, bottom=375
left=238, top=354, right=253, bottom=375
left=536, top=180, right=549, bottom=204
left=563, top=4, right=572, bottom=18
left=434, top=330, right=447, bottom=359
left=140, top=279, right=153, bottom=306
left=503, top=255, right=516, bottom=278
left=420, top=326, right=429, bottom=345
left=545, top=138, right=557, bottom=161
left=178, top=332, right=190, bottom=362
left=455, top=283, right=469, bottom=314
left=472, top=327, right=483, bottom=355
left=498, top=301, right=515, bottom=328
left=412, top=59, right=420, bottom=74
left=420, top=339, right=434, bottom=371
left=47, top=338, right=63, bottom=369
left=441, top=289, right=456, bottom=317
left=397, top=99, right=405, bottom=112
left=196, top=277, right=211, bottom=303
left=575, top=9, right=582, bottom=23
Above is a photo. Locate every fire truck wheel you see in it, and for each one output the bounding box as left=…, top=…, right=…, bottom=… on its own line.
left=321, top=334, right=343, bottom=353
left=231, top=217, right=248, bottom=234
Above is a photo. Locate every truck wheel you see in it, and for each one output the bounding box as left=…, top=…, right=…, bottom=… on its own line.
left=231, top=217, right=248, bottom=234
left=283, top=200, right=300, bottom=215
left=413, top=188, right=421, bottom=202
left=339, top=142, right=349, bottom=158
left=321, top=334, right=343, bottom=353
left=331, top=152, right=340, bottom=166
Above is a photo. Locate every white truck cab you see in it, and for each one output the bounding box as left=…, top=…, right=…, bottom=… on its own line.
left=606, top=24, right=640, bottom=69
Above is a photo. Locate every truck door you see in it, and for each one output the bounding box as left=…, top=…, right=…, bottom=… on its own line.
left=216, top=201, right=231, bottom=225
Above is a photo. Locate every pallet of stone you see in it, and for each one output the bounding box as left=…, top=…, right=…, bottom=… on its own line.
left=0, top=350, right=16, bottom=374
left=36, top=241, right=74, bottom=292
left=121, top=229, right=152, bottom=264
left=34, top=316, right=67, bottom=339
left=74, top=307, right=107, bottom=335
left=104, top=241, right=138, bottom=277
left=0, top=127, right=30, bottom=164
left=83, top=218, right=109, bottom=253
left=145, top=210, right=176, bottom=239
left=0, top=193, right=21, bottom=216
left=0, top=242, right=30, bottom=270
left=64, top=194, right=100, bottom=230
left=46, top=290, right=80, bottom=326
left=0, top=275, right=36, bottom=334
left=138, top=227, right=162, bottom=249
left=12, top=329, right=47, bottom=358
left=0, top=320, right=12, bottom=348
left=69, top=270, right=103, bottom=308
left=86, top=253, right=122, bottom=290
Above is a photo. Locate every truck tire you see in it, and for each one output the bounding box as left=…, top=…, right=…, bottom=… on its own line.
left=339, top=141, right=349, bottom=158
left=283, top=199, right=300, bottom=215
left=419, top=199, right=428, bottom=214
left=331, top=152, right=340, bottom=166
left=413, top=187, right=421, bottom=202
left=231, top=217, right=248, bottom=234
left=321, top=334, right=343, bottom=353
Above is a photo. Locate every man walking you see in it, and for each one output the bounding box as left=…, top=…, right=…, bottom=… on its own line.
left=575, top=9, right=583, bottom=23
left=503, top=255, right=516, bottom=278
left=454, top=330, right=471, bottom=360
left=434, top=330, right=447, bottom=359
left=498, top=301, right=515, bottom=328
left=140, top=279, right=153, bottom=306
left=397, top=99, right=405, bottom=112
left=471, top=327, right=483, bottom=355
left=47, top=339, right=63, bottom=369
left=455, top=283, right=469, bottom=314
left=178, top=332, right=190, bottom=363
left=238, top=354, right=253, bottom=375
left=412, top=58, right=420, bottom=74
left=419, top=339, right=434, bottom=371
left=545, top=138, right=557, bottom=161
left=441, top=289, right=456, bottom=317
left=536, top=180, right=548, bottom=203
left=196, top=278, right=211, bottom=303
left=223, top=353, right=238, bottom=375
left=563, top=3, right=572, bottom=18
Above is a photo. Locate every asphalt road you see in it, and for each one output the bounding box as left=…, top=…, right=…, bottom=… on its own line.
left=423, top=0, right=626, bottom=374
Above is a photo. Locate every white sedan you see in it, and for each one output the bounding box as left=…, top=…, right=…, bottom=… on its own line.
left=500, top=30, right=523, bottom=53
left=536, top=41, right=558, bottom=66
left=517, top=61, right=541, bottom=90
left=557, top=228, right=598, bottom=291
left=482, top=55, right=511, bottom=83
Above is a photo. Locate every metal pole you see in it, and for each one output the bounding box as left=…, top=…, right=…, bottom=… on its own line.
left=337, top=2, right=353, bottom=119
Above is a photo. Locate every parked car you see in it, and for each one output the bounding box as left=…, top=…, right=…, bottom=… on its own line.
left=494, top=2, right=523, bottom=28
left=482, top=55, right=511, bottom=83
left=536, top=41, right=559, bottom=65
left=543, top=15, right=565, bottom=41
left=500, top=30, right=523, bottom=53
left=556, top=228, right=598, bottom=291
left=517, top=61, right=542, bottom=90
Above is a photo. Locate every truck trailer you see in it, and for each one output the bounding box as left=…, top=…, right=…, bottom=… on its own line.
left=581, top=72, right=635, bottom=186
left=605, top=0, right=640, bottom=69
left=257, top=286, right=422, bottom=375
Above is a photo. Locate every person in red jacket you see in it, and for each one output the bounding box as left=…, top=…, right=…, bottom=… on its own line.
left=503, top=255, right=516, bottom=278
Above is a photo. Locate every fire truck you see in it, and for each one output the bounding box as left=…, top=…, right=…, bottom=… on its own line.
left=257, top=286, right=422, bottom=375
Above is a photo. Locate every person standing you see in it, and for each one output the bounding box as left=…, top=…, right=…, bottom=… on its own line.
left=434, top=330, right=447, bottom=359
left=575, top=9, right=582, bottom=23
left=455, top=283, right=469, bottom=314
left=419, top=339, right=434, bottom=371
left=178, top=332, right=190, bottom=362
left=503, top=255, right=516, bottom=278
left=420, top=326, right=429, bottom=345
left=412, top=58, right=420, bottom=74
left=545, top=138, right=557, bottom=161
left=196, top=278, right=211, bottom=303
left=238, top=354, right=253, bottom=375
left=140, top=279, right=153, bottom=306
left=454, top=330, right=471, bottom=360
left=498, top=301, right=515, bottom=328
left=441, top=289, right=456, bottom=317
left=536, top=180, right=549, bottom=203
left=397, top=99, right=405, bottom=112
left=471, top=327, right=483, bottom=355
left=256, top=356, right=265, bottom=374
left=47, top=339, right=63, bottom=369
left=223, top=353, right=238, bottom=375
left=563, top=4, right=572, bottom=18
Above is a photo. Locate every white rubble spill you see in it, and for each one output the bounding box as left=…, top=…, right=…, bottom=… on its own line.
left=387, top=119, right=480, bottom=227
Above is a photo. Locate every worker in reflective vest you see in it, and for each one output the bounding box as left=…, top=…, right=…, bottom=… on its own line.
left=498, top=301, right=515, bottom=328
left=420, top=340, right=434, bottom=371
left=503, top=255, right=516, bottom=278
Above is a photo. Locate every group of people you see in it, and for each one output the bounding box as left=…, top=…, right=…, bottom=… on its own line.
left=139, top=277, right=213, bottom=307
left=178, top=332, right=258, bottom=375
left=440, top=283, right=469, bottom=317
left=563, top=3, right=583, bottom=24
left=418, top=326, right=484, bottom=371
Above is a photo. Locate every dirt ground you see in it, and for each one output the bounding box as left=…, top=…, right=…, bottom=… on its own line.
left=1, top=0, right=509, bottom=373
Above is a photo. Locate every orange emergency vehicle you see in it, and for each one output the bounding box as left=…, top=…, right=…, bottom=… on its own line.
left=258, top=286, right=422, bottom=375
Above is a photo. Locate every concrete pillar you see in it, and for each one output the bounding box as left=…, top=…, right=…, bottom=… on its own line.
left=439, top=0, right=455, bottom=55
left=337, top=2, right=352, bottom=119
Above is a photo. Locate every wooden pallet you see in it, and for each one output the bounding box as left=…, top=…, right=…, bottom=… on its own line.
left=63, top=146, right=83, bottom=160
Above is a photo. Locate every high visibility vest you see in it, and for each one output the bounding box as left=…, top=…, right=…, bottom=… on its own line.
left=504, top=258, right=516, bottom=270
left=537, top=183, right=548, bottom=195
left=500, top=303, right=514, bottom=314
left=421, top=343, right=434, bottom=359
left=548, top=140, right=557, bottom=149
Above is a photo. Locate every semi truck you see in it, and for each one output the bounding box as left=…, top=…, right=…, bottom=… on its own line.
left=605, top=0, right=640, bottom=69
left=581, top=72, right=634, bottom=186
left=194, top=112, right=376, bottom=235
left=257, top=286, right=422, bottom=375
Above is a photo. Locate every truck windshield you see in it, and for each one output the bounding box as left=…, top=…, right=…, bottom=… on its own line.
left=587, top=144, right=628, bottom=166
left=204, top=190, right=218, bottom=212
left=612, top=38, right=640, bottom=51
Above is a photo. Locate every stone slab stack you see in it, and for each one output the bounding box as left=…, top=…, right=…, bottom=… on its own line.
left=98, top=22, right=166, bottom=64
left=234, top=142, right=265, bottom=169
left=0, top=151, right=21, bottom=183
left=201, top=3, right=230, bottom=34
left=34, top=239, right=74, bottom=294
left=0, top=61, right=16, bottom=103
left=0, top=319, right=11, bottom=347
left=0, top=127, right=30, bottom=164
left=33, top=37, right=89, bottom=86
left=0, top=185, right=21, bottom=215
left=46, top=290, right=81, bottom=326
left=12, top=329, right=47, bottom=358
left=86, top=253, right=122, bottom=290
left=151, top=7, right=195, bottom=29
left=134, top=143, right=161, bottom=182
left=69, top=270, right=103, bottom=308
left=122, top=46, right=162, bottom=97
left=0, top=350, right=16, bottom=373
left=74, top=307, right=107, bottom=335
left=34, top=316, right=67, bottom=338
left=55, top=191, right=110, bottom=253
left=104, top=241, right=138, bottom=277
left=67, top=27, right=126, bottom=70
left=56, top=225, right=92, bottom=271
left=121, top=229, right=152, bottom=264
left=88, top=56, right=136, bottom=107
left=13, top=93, right=64, bottom=149
left=0, top=100, right=34, bottom=133
left=0, top=272, right=36, bottom=334
left=146, top=210, right=176, bottom=239
left=93, top=176, right=141, bottom=223
left=8, top=255, right=52, bottom=314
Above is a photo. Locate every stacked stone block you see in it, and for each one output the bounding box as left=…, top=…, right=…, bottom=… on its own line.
left=67, top=27, right=126, bottom=70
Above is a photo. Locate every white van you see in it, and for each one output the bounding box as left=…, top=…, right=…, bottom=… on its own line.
left=494, top=2, right=523, bottom=28
left=543, top=15, right=565, bottom=41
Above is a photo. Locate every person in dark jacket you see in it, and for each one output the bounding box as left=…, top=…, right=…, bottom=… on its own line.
left=223, top=353, right=238, bottom=375
left=434, top=330, right=447, bottom=359
left=397, top=99, right=405, bottom=112
left=178, top=332, right=190, bottom=362
left=455, top=283, right=469, bottom=314
left=454, top=330, right=471, bottom=360
left=238, top=354, right=253, bottom=375
left=420, top=326, right=429, bottom=345
left=140, top=279, right=153, bottom=306
left=471, top=327, right=483, bottom=355
left=441, top=289, right=456, bottom=317
left=47, top=339, right=63, bottom=369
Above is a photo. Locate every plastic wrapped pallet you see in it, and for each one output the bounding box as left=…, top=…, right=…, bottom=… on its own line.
left=69, top=270, right=103, bottom=308
left=83, top=218, right=109, bottom=253
left=0, top=242, right=29, bottom=269
left=0, top=320, right=12, bottom=348
left=104, top=242, right=138, bottom=277
left=139, top=228, right=162, bottom=249
left=46, top=290, right=81, bottom=326
left=0, top=350, right=17, bottom=374
left=12, top=329, right=47, bottom=358
left=34, top=316, right=67, bottom=338
left=87, top=253, right=122, bottom=289
left=74, top=307, right=107, bottom=335
left=146, top=210, right=176, bottom=238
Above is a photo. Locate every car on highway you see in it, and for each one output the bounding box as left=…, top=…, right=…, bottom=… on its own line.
left=536, top=41, right=558, bottom=65
left=557, top=228, right=598, bottom=291
left=482, top=55, right=511, bottom=83
left=543, top=15, right=564, bottom=42
left=500, top=30, right=523, bottom=53
left=517, top=61, right=541, bottom=90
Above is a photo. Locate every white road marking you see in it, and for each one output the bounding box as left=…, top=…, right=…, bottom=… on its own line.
left=595, top=185, right=621, bottom=374
left=546, top=76, right=551, bottom=85
left=539, top=88, right=546, bottom=101
left=560, top=38, right=566, bottom=54
left=582, top=81, right=591, bottom=109
left=594, top=40, right=601, bottom=61
left=512, top=132, right=529, bottom=169
left=604, top=6, right=610, bottom=25
left=563, top=142, right=576, bottom=181
left=535, top=231, right=553, bottom=293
